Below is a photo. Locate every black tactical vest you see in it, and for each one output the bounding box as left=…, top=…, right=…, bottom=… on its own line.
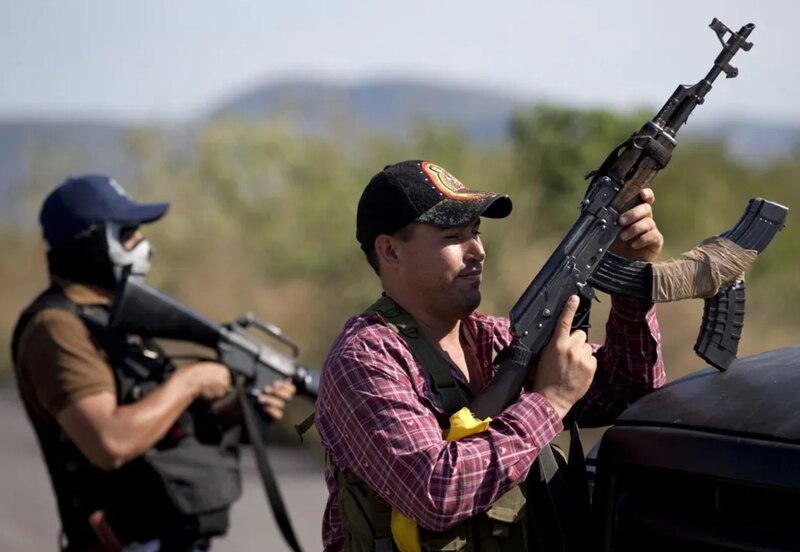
left=11, top=287, right=242, bottom=551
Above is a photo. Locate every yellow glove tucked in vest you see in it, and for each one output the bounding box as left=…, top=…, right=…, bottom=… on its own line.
left=390, top=407, right=492, bottom=552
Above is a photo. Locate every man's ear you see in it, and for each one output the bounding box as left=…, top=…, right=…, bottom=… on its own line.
left=374, top=235, right=401, bottom=269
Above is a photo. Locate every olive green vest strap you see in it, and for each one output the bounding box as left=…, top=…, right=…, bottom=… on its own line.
left=363, top=296, right=468, bottom=419
left=293, top=295, right=468, bottom=439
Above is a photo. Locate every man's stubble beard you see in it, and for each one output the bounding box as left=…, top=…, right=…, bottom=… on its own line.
left=439, top=281, right=482, bottom=321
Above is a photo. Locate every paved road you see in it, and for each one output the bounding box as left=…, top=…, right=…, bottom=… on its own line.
left=0, top=386, right=328, bottom=552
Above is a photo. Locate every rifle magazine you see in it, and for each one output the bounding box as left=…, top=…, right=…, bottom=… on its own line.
left=694, top=282, right=746, bottom=371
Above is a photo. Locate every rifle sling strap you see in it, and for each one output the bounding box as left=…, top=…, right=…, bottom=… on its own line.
left=238, top=381, right=306, bottom=552
left=640, top=136, right=672, bottom=169
left=294, top=410, right=316, bottom=441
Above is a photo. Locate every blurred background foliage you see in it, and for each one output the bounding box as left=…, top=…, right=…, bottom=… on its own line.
left=2, top=105, right=798, bottom=439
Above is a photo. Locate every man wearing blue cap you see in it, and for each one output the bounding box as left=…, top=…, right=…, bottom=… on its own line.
left=12, top=175, right=295, bottom=552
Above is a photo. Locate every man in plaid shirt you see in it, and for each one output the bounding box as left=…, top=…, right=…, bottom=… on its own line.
left=316, top=160, right=666, bottom=552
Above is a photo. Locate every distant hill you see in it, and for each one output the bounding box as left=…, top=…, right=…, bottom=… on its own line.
left=2, top=79, right=798, bottom=221
left=209, top=79, right=526, bottom=142
left=693, top=119, right=800, bottom=162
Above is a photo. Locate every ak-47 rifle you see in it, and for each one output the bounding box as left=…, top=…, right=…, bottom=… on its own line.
left=465, top=19, right=786, bottom=552
left=470, top=19, right=787, bottom=421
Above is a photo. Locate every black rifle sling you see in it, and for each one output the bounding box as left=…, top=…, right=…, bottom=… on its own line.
left=237, top=381, right=305, bottom=552
left=528, top=446, right=569, bottom=552
left=524, top=421, right=588, bottom=552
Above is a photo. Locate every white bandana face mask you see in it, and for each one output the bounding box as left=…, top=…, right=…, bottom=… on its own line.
left=105, top=221, right=152, bottom=282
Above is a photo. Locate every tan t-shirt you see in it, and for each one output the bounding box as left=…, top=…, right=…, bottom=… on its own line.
left=14, top=279, right=116, bottom=423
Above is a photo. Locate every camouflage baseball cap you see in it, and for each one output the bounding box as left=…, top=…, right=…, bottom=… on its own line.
left=356, top=160, right=512, bottom=253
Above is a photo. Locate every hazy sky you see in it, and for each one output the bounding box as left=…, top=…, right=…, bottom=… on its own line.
left=1, top=1, right=796, bottom=125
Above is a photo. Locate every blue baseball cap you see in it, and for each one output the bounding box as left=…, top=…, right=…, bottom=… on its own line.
left=39, top=175, right=170, bottom=247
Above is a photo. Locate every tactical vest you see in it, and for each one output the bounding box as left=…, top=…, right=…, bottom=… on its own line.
left=11, top=287, right=242, bottom=551
left=331, top=296, right=528, bottom=552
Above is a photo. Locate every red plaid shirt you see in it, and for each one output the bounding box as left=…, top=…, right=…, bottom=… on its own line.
left=316, top=297, right=664, bottom=551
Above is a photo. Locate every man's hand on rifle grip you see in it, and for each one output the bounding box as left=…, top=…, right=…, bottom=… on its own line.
left=180, top=361, right=232, bottom=402
left=532, top=295, right=597, bottom=420
left=255, top=379, right=297, bottom=421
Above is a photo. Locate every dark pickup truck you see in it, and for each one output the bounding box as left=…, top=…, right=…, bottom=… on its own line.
left=590, top=346, right=800, bottom=551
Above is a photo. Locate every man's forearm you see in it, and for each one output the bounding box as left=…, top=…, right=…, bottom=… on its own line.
left=109, top=367, right=202, bottom=456
left=57, top=366, right=203, bottom=470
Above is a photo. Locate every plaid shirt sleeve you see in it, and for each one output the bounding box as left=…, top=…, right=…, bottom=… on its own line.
left=316, top=315, right=563, bottom=548
left=580, top=296, right=666, bottom=426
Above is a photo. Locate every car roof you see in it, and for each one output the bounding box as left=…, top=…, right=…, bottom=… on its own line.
left=598, top=346, right=800, bottom=489
left=616, top=345, right=800, bottom=443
